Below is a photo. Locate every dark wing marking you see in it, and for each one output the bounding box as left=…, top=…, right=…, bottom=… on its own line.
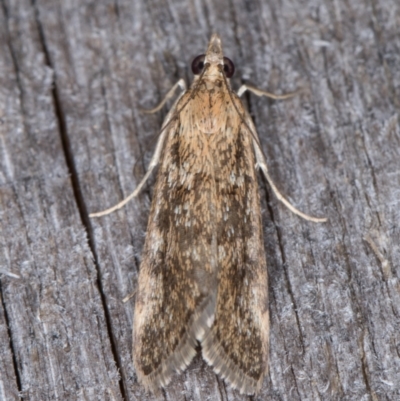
left=201, top=100, right=269, bottom=395
left=133, top=92, right=218, bottom=391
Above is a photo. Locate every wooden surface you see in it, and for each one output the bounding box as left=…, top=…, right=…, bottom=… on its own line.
left=0, top=0, right=399, bottom=400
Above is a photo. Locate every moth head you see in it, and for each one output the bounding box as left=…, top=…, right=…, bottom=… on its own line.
left=191, top=34, right=235, bottom=79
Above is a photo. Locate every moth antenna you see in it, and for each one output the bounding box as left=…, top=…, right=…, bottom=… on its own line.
left=221, top=73, right=326, bottom=223
left=89, top=132, right=166, bottom=218
left=90, top=67, right=210, bottom=218
left=252, top=139, right=327, bottom=223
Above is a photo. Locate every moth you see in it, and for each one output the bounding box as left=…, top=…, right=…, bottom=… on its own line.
left=90, top=34, right=326, bottom=395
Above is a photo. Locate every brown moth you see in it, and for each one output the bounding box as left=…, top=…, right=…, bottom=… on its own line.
left=90, top=34, right=326, bottom=395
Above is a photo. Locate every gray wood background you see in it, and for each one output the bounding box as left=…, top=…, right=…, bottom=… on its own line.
left=0, top=0, right=399, bottom=400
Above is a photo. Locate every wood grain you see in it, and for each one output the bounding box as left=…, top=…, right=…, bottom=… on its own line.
left=0, top=0, right=399, bottom=400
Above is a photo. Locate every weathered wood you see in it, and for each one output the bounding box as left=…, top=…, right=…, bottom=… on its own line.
left=0, top=0, right=399, bottom=400
left=0, top=1, right=121, bottom=400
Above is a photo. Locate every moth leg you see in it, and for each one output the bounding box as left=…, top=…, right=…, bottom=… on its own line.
left=122, top=290, right=136, bottom=303
left=252, top=138, right=327, bottom=223
left=237, top=84, right=298, bottom=99
left=141, top=79, right=187, bottom=114
left=89, top=126, right=169, bottom=218
left=90, top=80, right=187, bottom=218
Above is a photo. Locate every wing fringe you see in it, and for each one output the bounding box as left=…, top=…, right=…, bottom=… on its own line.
left=201, top=324, right=268, bottom=395
left=135, top=292, right=216, bottom=393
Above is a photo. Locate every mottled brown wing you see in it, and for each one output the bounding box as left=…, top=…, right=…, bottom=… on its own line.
left=201, top=104, right=269, bottom=395
left=133, top=93, right=219, bottom=391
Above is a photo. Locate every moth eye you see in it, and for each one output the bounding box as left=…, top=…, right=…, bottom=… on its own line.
left=191, top=54, right=206, bottom=75
left=223, top=57, right=235, bottom=78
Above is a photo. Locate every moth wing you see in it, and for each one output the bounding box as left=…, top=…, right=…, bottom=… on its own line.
left=201, top=119, right=269, bottom=395
left=133, top=100, right=217, bottom=391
